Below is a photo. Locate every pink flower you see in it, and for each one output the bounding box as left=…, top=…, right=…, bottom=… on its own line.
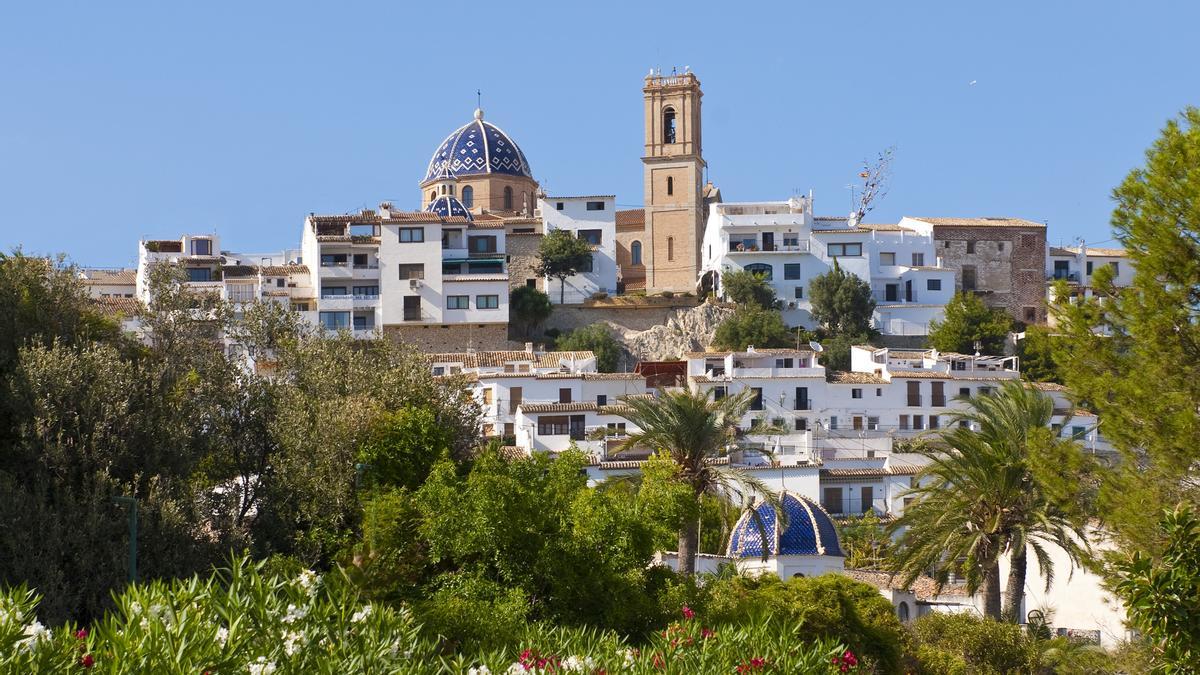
left=80, top=654, right=94, bottom=669
left=843, top=650, right=858, bottom=667
left=75, top=629, right=88, bottom=640
left=701, top=627, right=715, bottom=639
left=681, top=605, right=695, bottom=619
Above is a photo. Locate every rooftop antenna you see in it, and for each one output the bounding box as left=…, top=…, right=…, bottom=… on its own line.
left=476, top=89, right=481, bottom=109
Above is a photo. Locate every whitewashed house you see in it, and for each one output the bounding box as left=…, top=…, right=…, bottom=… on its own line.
left=537, top=195, right=619, bottom=304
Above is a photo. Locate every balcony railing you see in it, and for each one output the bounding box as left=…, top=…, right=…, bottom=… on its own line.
left=352, top=263, right=379, bottom=269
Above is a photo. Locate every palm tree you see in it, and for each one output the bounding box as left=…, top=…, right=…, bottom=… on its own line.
left=618, top=388, right=780, bottom=576
left=887, top=381, right=1091, bottom=621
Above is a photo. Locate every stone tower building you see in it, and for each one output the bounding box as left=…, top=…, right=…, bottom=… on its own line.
left=641, top=71, right=707, bottom=293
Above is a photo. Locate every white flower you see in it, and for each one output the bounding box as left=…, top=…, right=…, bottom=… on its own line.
left=18, top=620, right=51, bottom=651
left=561, top=655, right=597, bottom=672
left=350, top=605, right=372, bottom=623
left=387, top=640, right=412, bottom=659
left=624, top=649, right=637, bottom=666
left=505, top=664, right=526, bottom=675
left=248, top=656, right=277, bottom=675
left=295, top=569, right=319, bottom=596
left=215, top=626, right=229, bottom=647
left=467, top=667, right=491, bottom=675
left=282, top=603, right=308, bottom=624
left=283, top=630, right=302, bottom=656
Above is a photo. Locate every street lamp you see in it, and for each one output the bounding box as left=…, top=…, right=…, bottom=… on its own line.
left=111, top=495, right=137, bottom=583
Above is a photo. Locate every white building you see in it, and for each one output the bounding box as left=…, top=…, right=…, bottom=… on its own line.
left=700, top=198, right=954, bottom=336
left=1045, top=244, right=1133, bottom=331
left=537, top=195, right=619, bottom=304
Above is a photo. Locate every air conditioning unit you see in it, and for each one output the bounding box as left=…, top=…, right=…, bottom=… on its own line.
left=409, top=278, right=423, bottom=289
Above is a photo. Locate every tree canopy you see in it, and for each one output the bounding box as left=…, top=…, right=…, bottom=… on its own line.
left=555, top=324, right=622, bottom=372
left=509, top=285, right=553, bottom=337
left=712, top=305, right=792, bottom=351
left=721, top=269, right=778, bottom=310
left=808, top=261, right=876, bottom=336
left=535, top=229, right=593, bottom=304
left=927, top=291, right=1012, bottom=355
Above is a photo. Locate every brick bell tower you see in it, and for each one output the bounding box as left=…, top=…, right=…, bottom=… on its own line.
left=641, top=69, right=706, bottom=293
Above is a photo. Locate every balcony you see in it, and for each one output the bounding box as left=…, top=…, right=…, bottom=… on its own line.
left=352, top=262, right=380, bottom=279
left=319, top=262, right=353, bottom=279
left=1048, top=272, right=1080, bottom=283
left=352, top=294, right=380, bottom=308
left=318, top=295, right=354, bottom=310
left=727, top=241, right=810, bottom=255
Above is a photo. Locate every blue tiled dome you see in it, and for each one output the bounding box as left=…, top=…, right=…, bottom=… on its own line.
left=427, top=195, right=473, bottom=221
left=727, top=492, right=843, bottom=558
left=423, top=109, right=532, bottom=183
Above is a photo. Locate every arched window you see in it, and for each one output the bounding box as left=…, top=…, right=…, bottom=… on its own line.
left=667, top=236, right=675, bottom=261
left=429, top=190, right=436, bottom=202
left=897, top=601, right=911, bottom=623
left=631, top=241, right=642, bottom=266
left=667, top=176, right=674, bottom=196
left=461, top=186, right=474, bottom=208
left=503, top=186, right=513, bottom=211
left=663, top=107, right=677, bottom=144
left=745, top=263, right=773, bottom=280
left=449, top=184, right=455, bottom=196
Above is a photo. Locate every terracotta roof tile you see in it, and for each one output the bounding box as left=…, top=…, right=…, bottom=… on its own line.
left=842, top=568, right=968, bottom=600
left=80, top=269, right=136, bottom=284
left=616, top=209, right=646, bottom=228
left=914, top=216, right=1045, bottom=229
left=520, top=402, right=599, bottom=414
left=1028, top=381, right=1067, bottom=391
left=260, top=264, right=310, bottom=276
left=426, top=350, right=595, bottom=369
left=90, top=297, right=142, bottom=316
left=828, top=372, right=888, bottom=385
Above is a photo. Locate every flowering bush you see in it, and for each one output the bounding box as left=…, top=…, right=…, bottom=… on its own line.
left=3, top=564, right=861, bottom=674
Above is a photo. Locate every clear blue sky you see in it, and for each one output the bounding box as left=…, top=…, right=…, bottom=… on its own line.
left=2, top=1, right=1196, bottom=267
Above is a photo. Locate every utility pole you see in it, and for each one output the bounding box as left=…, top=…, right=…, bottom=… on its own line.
left=111, top=495, right=137, bottom=583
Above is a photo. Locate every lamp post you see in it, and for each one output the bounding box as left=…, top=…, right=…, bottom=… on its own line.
left=111, top=495, right=137, bottom=583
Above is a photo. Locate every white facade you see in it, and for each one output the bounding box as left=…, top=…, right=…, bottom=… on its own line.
left=538, top=196, right=619, bottom=304
left=701, top=199, right=954, bottom=336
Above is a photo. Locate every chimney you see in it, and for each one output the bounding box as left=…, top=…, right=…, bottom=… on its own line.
left=525, top=342, right=534, bottom=354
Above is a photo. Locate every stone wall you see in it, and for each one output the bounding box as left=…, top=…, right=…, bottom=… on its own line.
left=933, top=224, right=1047, bottom=324
left=506, top=232, right=543, bottom=291
left=385, top=323, right=520, bottom=352
left=541, top=300, right=701, bottom=334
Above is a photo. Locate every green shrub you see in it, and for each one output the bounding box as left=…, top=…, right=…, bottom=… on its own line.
left=704, top=573, right=904, bottom=672
left=414, top=572, right=530, bottom=652
left=907, top=612, right=1037, bottom=674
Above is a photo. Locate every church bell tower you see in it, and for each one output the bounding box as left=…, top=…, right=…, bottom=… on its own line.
left=642, top=69, right=706, bottom=293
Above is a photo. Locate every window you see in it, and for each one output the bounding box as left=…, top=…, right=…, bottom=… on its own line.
left=1086, top=261, right=1093, bottom=275
left=750, top=387, right=764, bottom=411
left=885, top=284, right=899, bottom=302
left=927, top=279, right=942, bottom=291
left=898, top=602, right=911, bottom=623
left=966, top=240, right=976, bottom=254
left=794, top=387, right=809, bottom=410
left=186, top=268, right=212, bottom=282
left=526, top=278, right=536, bottom=288
left=352, top=285, right=378, bottom=297
left=586, top=201, right=605, bottom=211
left=907, top=381, right=921, bottom=406
left=322, top=286, right=347, bottom=296
left=666, top=176, right=674, bottom=196
left=998, top=241, right=1005, bottom=252
left=827, top=242, right=862, bottom=257
left=712, top=386, right=727, bottom=400
left=931, top=381, right=946, bottom=406
left=876, top=388, right=882, bottom=396
left=630, top=241, right=642, bottom=265
left=1112, top=262, right=1120, bottom=275
left=276, top=278, right=285, bottom=288
left=476, top=295, right=499, bottom=309
left=555, top=202, right=564, bottom=210
left=398, top=227, right=424, bottom=243
left=852, top=388, right=863, bottom=399
left=318, top=311, right=349, bottom=329
left=578, top=256, right=593, bottom=273
left=961, top=265, right=977, bottom=291
left=929, top=415, right=940, bottom=430
left=503, top=187, right=513, bottom=211
left=784, top=263, right=801, bottom=280
left=461, top=186, right=473, bottom=208
left=959, top=386, right=971, bottom=398
left=744, top=263, right=773, bottom=280
left=509, top=386, right=522, bottom=414
left=868, top=416, right=879, bottom=429
left=320, top=253, right=347, bottom=267
left=446, top=295, right=469, bottom=309
left=899, top=415, right=909, bottom=430
left=662, top=107, right=677, bottom=144
left=469, top=235, right=497, bottom=253
left=398, top=264, right=424, bottom=280
left=558, top=388, right=572, bottom=403
left=667, top=236, right=674, bottom=261
left=597, top=394, right=607, bottom=406
left=913, top=415, right=924, bottom=430
left=794, top=286, right=804, bottom=299
left=429, top=191, right=435, bottom=202
left=578, top=229, right=602, bottom=245
left=795, top=418, right=808, bottom=431
left=1071, top=425, right=1087, bottom=440
left=775, top=358, right=794, bottom=368
left=1024, top=306, right=1037, bottom=322
left=349, top=223, right=377, bottom=236
left=822, top=487, right=843, bottom=514
left=352, top=253, right=368, bottom=268
left=911, top=252, right=925, bottom=266
left=606, top=422, right=627, bottom=434
left=861, top=486, right=874, bottom=514
left=191, top=238, right=212, bottom=256
left=879, top=252, right=895, bottom=266
left=829, top=416, right=838, bottom=430
left=538, top=416, right=570, bottom=436
left=352, top=315, right=372, bottom=330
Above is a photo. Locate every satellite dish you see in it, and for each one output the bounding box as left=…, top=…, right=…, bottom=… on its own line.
left=809, top=341, right=824, bottom=353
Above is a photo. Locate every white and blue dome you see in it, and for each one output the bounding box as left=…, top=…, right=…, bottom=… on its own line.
left=422, top=109, right=532, bottom=184
left=727, top=492, right=843, bottom=558
left=427, top=195, right=473, bottom=220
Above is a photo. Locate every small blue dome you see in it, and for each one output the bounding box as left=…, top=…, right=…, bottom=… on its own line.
left=423, top=110, right=533, bottom=184
left=727, top=492, right=843, bottom=558
left=427, top=195, right=473, bottom=220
